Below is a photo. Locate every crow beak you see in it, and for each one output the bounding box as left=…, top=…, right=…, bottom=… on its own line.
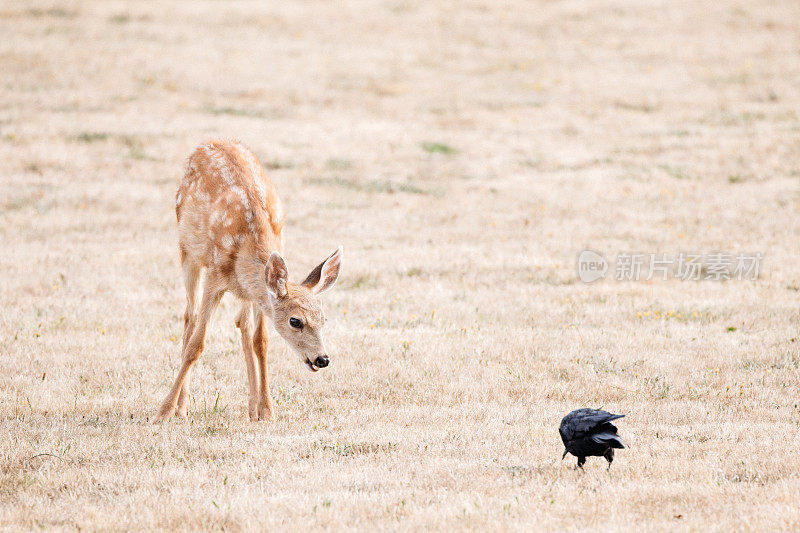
left=562, top=449, right=568, bottom=460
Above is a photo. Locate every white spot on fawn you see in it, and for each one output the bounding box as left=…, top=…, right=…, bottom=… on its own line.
left=229, top=185, right=250, bottom=211
left=222, top=235, right=234, bottom=248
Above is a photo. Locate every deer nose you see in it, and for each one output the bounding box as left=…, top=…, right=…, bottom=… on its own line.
left=314, top=355, right=329, bottom=368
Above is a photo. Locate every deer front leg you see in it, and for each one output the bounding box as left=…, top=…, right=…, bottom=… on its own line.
left=253, top=309, right=275, bottom=421
left=155, top=284, right=221, bottom=423
left=175, top=305, right=197, bottom=418
left=236, top=302, right=260, bottom=421
left=175, top=259, right=201, bottom=418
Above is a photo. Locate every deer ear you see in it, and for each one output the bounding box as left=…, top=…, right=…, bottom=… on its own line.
left=302, top=246, right=342, bottom=295
left=265, top=252, right=288, bottom=298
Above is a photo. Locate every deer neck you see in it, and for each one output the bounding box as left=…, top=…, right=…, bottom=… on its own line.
left=234, top=246, right=277, bottom=317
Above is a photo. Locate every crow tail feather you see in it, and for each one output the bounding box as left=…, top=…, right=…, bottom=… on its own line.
left=591, top=432, right=626, bottom=448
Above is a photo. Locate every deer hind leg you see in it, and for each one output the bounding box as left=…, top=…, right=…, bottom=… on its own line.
left=235, top=301, right=260, bottom=421
left=176, top=260, right=202, bottom=417
left=253, top=308, right=275, bottom=421
left=155, top=277, right=222, bottom=423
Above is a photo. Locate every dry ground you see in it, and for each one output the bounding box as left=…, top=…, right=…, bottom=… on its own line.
left=1, top=0, right=800, bottom=530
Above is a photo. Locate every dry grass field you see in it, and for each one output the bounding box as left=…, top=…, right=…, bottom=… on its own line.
left=2, top=0, right=800, bottom=530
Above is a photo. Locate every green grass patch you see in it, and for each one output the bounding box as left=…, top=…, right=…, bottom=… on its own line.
left=421, top=142, right=457, bottom=155
left=307, top=176, right=427, bottom=195
left=310, top=441, right=397, bottom=457
left=27, top=8, right=76, bottom=18
left=326, top=158, right=353, bottom=171
left=658, top=164, right=692, bottom=180
left=204, top=105, right=263, bottom=118
left=75, top=132, right=109, bottom=143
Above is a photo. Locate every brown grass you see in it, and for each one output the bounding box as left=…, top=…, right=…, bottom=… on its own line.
left=1, top=0, right=800, bottom=530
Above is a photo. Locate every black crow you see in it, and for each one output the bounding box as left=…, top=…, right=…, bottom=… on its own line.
left=559, top=408, right=626, bottom=469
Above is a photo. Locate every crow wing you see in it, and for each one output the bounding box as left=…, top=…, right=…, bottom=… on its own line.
left=560, top=409, right=625, bottom=442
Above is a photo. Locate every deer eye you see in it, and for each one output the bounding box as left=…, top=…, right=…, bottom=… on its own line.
left=289, top=317, right=303, bottom=329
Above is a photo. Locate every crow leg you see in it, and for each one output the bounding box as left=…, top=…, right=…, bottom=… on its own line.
left=577, top=456, right=586, bottom=468
left=604, top=448, right=614, bottom=470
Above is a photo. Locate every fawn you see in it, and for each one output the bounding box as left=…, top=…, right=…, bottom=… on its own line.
left=155, top=139, right=342, bottom=422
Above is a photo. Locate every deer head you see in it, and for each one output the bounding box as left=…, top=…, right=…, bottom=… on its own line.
left=265, top=246, right=342, bottom=371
